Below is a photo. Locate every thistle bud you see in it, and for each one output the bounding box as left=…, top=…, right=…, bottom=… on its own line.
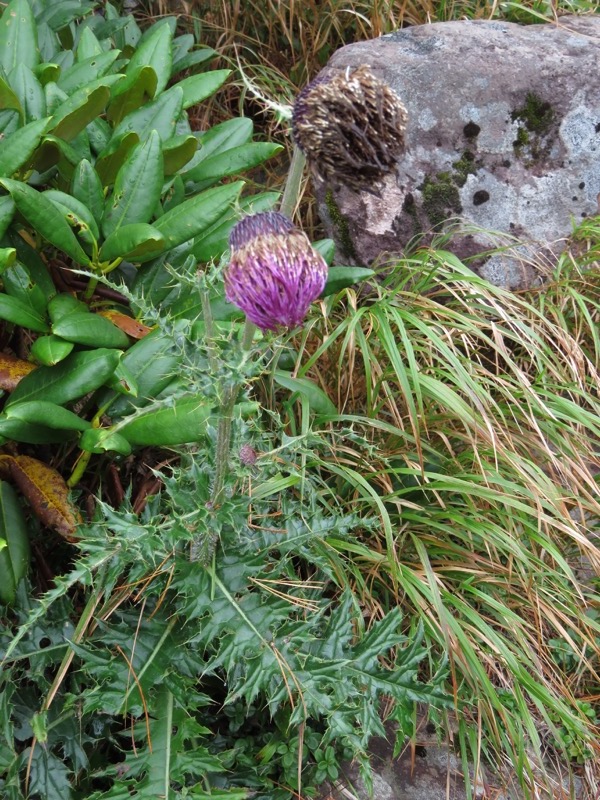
left=225, top=211, right=328, bottom=332
left=292, top=65, right=408, bottom=193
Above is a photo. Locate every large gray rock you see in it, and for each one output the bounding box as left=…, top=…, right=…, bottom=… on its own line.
left=313, top=16, right=600, bottom=288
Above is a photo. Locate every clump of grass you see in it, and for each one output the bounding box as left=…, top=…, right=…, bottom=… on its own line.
left=283, top=242, right=600, bottom=796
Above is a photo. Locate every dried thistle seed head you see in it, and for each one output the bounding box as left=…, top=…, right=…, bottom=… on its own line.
left=225, top=211, right=328, bottom=332
left=292, top=65, right=408, bottom=193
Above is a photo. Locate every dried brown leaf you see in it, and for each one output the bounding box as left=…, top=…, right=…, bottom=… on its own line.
left=0, top=352, right=37, bottom=391
left=97, top=310, right=152, bottom=340
left=8, top=455, right=81, bottom=541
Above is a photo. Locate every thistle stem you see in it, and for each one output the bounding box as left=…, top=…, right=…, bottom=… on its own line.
left=279, top=145, right=306, bottom=219
left=211, top=384, right=237, bottom=507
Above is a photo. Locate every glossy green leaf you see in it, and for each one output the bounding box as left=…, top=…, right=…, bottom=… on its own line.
left=102, top=130, right=163, bottom=237
left=0, top=116, right=51, bottom=177
left=0, top=416, right=77, bottom=443
left=34, top=62, right=60, bottom=85
left=76, top=27, right=103, bottom=61
left=102, top=327, right=181, bottom=417
left=48, top=293, right=89, bottom=323
left=0, top=0, right=38, bottom=75
left=0, top=195, right=15, bottom=238
left=0, top=480, right=30, bottom=606
left=106, top=64, right=157, bottom=126
left=314, top=238, right=336, bottom=265
left=43, top=188, right=100, bottom=242
left=0, top=293, right=49, bottom=332
left=162, top=134, right=197, bottom=175
left=125, top=21, right=172, bottom=95
left=0, top=248, right=16, bottom=272
left=86, top=116, right=111, bottom=154
left=30, top=134, right=80, bottom=177
left=322, top=266, right=375, bottom=297
left=190, top=118, right=253, bottom=168
left=51, top=80, right=120, bottom=141
left=8, top=64, right=45, bottom=122
left=191, top=191, right=278, bottom=263
left=72, top=159, right=104, bottom=223
left=185, top=142, right=282, bottom=187
left=112, top=84, right=183, bottom=143
left=0, top=74, right=23, bottom=120
left=171, top=47, right=216, bottom=76
left=5, top=348, right=121, bottom=408
left=152, top=181, right=243, bottom=252
left=274, top=370, right=337, bottom=415
left=5, top=401, right=91, bottom=431
left=116, top=395, right=214, bottom=446
left=9, top=231, right=56, bottom=298
left=0, top=178, right=91, bottom=265
left=52, top=311, right=131, bottom=348
left=37, top=1, right=95, bottom=31
left=57, top=50, right=121, bottom=95
left=79, top=427, right=132, bottom=455
left=30, top=335, right=74, bottom=366
left=95, top=130, right=139, bottom=185
left=168, top=69, right=230, bottom=110
left=2, top=260, right=49, bottom=316
left=99, top=222, right=166, bottom=263
left=43, top=79, right=68, bottom=113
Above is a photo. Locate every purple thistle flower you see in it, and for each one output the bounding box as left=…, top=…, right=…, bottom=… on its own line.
left=225, top=211, right=328, bottom=332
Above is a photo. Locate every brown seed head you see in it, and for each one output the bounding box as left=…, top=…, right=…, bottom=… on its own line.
left=292, top=65, right=408, bottom=193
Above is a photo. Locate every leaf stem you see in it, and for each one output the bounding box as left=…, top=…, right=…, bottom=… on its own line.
left=279, top=144, right=306, bottom=219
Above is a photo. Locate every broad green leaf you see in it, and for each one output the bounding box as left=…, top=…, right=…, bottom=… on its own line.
left=99, top=223, right=166, bottom=263
left=43, top=79, right=67, bottom=113
left=87, top=116, right=111, bottom=154
left=52, top=311, right=131, bottom=348
left=30, top=335, right=74, bottom=366
left=6, top=401, right=91, bottom=431
left=152, top=181, right=243, bottom=252
left=5, top=348, right=121, bottom=408
left=191, top=118, right=253, bottom=166
left=76, top=26, right=103, bottom=60
left=34, top=62, right=60, bottom=85
left=0, top=195, right=15, bottom=238
left=0, top=247, right=16, bottom=272
left=43, top=188, right=100, bottom=242
left=112, top=85, right=183, bottom=143
left=0, top=178, right=91, bottom=265
left=8, top=63, right=45, bottom=121
left=162, top=134, right=196, bottom=175
left=314, top=238, right=336, bottom=265
left=171, top=33, right=194, bottom=64
left=102, top=130, right=163, bottom=237
left=72, top=159, right=104, bottom=223
left=0, top=416, right=77, bottom=444
left=168, top=69, right=230, bottom=109
left=0, top=116, right=51, bottom=177
left=116, top=395, right=214, bottom=446
left=0, top=0, right=39, bottom=75
left=322, top=266, right=375, bottom=297
left=51, top=79, right=121, bottom=141
left=10, top=231, right=56, bottom=298
left=0, top=480, right=29, bottom=605
left=48, top=293, right=89, bottom=323
left=171, top=47, right=216, bottom=76
left=95, top=130, right=139, bottom=185
left=106, top=64, right=157, bottom=126
left=125, top=21, right=172, bottom=95
left=79, top=427, right=131, bottom=455
left=191, top=191, right=278, bottom=263
left=186, top=142, right=283, bottom=187
left=0, top=74, right=23, bottom=120
left=102, top=327, right=181, bottom=417
left=30, top=133, right=80, bottom=177
left=0, top=293, right=49, bottom=332
left=274, top=370, right=337, bottom=415
left=57, top=50, right=121, bottom=95
left=0, top=108, right=20, bottom=136
left=37, top=1, right=95, bottom=31
left=2, top=260, right=49, bottom=316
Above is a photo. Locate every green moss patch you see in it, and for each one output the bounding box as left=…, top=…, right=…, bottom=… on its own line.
left=324, top=189, right=357, bottom=260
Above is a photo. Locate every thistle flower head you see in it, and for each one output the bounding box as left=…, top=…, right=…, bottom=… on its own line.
left=225, top=211, right=328, bottom=332
left=292, top=65, right=408, bottom=192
